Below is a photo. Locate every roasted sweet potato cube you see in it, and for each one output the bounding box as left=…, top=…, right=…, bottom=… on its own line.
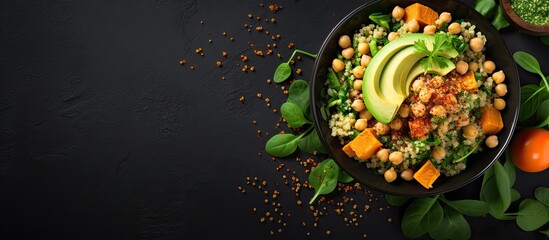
left=403, top=3, right=438, bottom=27
left=480, top=106, right=504, bottom=135
left=413, top=160, right=441, bottom=189
left=342, top=143, right=356, bottom=158
left=345, top=128, right=382, bottom=160
left=459, top=70, right=478, bottom=90
left=408, top=118, right=431, bottom=139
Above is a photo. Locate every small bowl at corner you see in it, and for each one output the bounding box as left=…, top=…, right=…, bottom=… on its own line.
left=310, top=0, right=520, bottom=197
left=499, top=0, right=549, bottom=36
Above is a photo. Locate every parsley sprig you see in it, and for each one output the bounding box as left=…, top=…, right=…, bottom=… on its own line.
left=414, top=34, right=453, bottom=73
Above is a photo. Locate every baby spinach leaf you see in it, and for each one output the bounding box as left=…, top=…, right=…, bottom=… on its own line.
left=309, top=159, right=339, bottom=204
left=298, top=129, right=326, bottom=154
left=274, top=62, right=291, bottom=83
left=535, top=187, right=549, bottom=207
left=473, top=0, right=496, bottom=17
left=503, top=150, right=516, bottom=186
left=540, top=229, right=549, bottom=237
left=519, top=85, right=546, bottom=122
left=491, top=6, right=509, bottom=30
left=535, top=99, right=549, bottom=127
left=281, top=102, right=311, bottom=128
left=385, top=195, right=411, bottom=207
left=440, top=197, right=489, bottom=217
left=287, top=79, right=310, bottom=116
left=511, top=188, right=522, bottom=202
left=481, top=161, right=512, bottom=219
left=516, top=199, right=549, bottom=231
left=265, top=133, right=300, bottom=157
left=327, top=70, right=341, bottom=90
left=429, top=206, right=471, bottom=240
left=369, top=13, right=391, bottom=30
left=338, top=169, right=354, bottom=183
left=401, top=196, right=444, bottom=238
left=514, top=51, right=543, bottom=75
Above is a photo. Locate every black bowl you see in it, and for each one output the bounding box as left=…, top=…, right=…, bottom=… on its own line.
left=310, top=0, right=520, bottom=197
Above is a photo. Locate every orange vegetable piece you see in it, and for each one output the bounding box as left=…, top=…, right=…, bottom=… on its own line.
left=413, top=160, right=441, bottom=189
left=403, top=3, right=439, bottom=27
left=408, top=118, right=431, bottom=139
left=458, top=70, right=478, bottom=90
left=342, top=128, right=382, bottom=160
left=480, top=106, right=504, bottom=135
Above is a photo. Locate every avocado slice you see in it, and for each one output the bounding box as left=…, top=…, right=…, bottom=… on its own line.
left=404, top=58, right=456, bottom=96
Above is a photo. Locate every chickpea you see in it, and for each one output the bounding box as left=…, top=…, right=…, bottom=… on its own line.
left=411, top=102, right=426, bottom=117
left=332, top=59, right=345, bottom=72
left=456, top=114, right=470, bottom=127
left=377, top=149, right=389, bottom=162
left=430, top=76, right=444, bottom=88
left=351, top=99, right=366, bottom=112
left=469, top=37, right=485, bottom=53
left=494, top=98, right=506, bottom=110
left=439, top=12, right=452, bottom=23
left=339, top=35, right=351, bottom=48
left=384, top=167, right=397, bottom=183
left=412, top=79, right=425, bottom=93
left=389, top=118, right=403, bottom=130
left=424, top=25, right=436, bottom=35
left=374, top=122, right=390, bottom=135
left=389, top=151, right=404, bottom=165
left=407, top=19, right=420, bottom=33
left=357, top=42, right=370, bottom=55
left=353, top=80, right=363, bottom=91
left=349, top=89, right=360, bottom=98
left=462, top=124, right=479, bottom=140
left=355, top=119, right=368, bottom=131
left=483, top=60, right=496, bottom=74
left=392, top=6, right=405, bottom=20
left=399, top=103, right=410, bottom=118
left=469, top=62, right=479, bottom=72
left=361, top=55, right=372, bottom=67
left=495, top=83, right=508, bottom=97
left=430, top=105, right=447, bottom=117
left=342, top=47, right=355, bottom=60
left=400, top=168, right=414, bottom=181
left=432, top=147, right=446, bottom=163
left=448, top=22, right=462, bottom=35
left=438, top=121, right=449, bottom=134
left=456, top=60, right=469, bottom=75
left=388, top=32, right=400, bottom=42
left=492, top=70, right=506, bottom=84
left=419, top=87, right=432, bottom=102
left=485, top=135, right=499, bottom=148
left=360, top=109, right=373, bottom=120
left=353, top=66, right=365, bottom=79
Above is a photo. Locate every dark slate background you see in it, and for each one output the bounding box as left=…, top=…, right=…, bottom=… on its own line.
left=1, top=0, right=547, bottom=239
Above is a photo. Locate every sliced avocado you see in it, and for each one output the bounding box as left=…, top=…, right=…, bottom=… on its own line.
left=362, top=34, right=435, bottom=124
left=404, top=58, right=456, bottom=96
left=380, top=45, right=428, bottom=105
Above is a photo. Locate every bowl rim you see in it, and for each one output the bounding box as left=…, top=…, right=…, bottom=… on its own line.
left=499, top=0, right=549, bottom=36
left=310, top=0, right=520, bottom=197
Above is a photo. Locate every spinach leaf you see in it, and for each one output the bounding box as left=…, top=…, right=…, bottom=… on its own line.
left=265, top=133, right=300, bottom=157
left=287, top=79, right=311, bottom=117
left=281, top=102, right=311, bottom=128
left=516, top=199, right=549, bottom=231
left=535, top=99, right=549, bottom=127
left=308, top=159, right=340, bottom=204
left=513, top=51, right=549, bottom=92
left=473, top=0, right=496, bottom=17
left=429, top=206, right=471, bottom=240
left=511, top=188, right=522, bottom=202
left=440, top=197, right=489, bottom=217
left=385, top=195, right=411, bottom=206
left=503, top=150, right=516, bottom=186
left=338, top=169, right=354, bottom=183
left=274, top=62, right=291, bottom=83
left=519, top=84, right=547, bottom=122
left=401, top=196, right=444, bottom=238
left=327, top=70, right=341, bottom=90
left=542, top=36, right=549, bottom=46
left=535, top=187, right=549, bottom=207
left=481, top=161, right=512, bottom=219
left=492, top=6, right=509, bottom=30
left=369, top=12, right=391, bottom=30
left=541, top=229, right=549, bottom=237
left=298, top=129, right=327, bottom=154
left=369, top=38, right=378, bottom=57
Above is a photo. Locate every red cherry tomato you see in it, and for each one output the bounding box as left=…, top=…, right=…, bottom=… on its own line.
left=510, top=128, right=549, bottom=173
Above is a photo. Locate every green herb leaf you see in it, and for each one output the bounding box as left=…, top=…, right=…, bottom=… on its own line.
left=535, top=187, right=549, bottom=207
left=369, top=38, right=378, bottom=57
left=401, top=196, right=444, bottom=238
left=274, top=62, right=291, bottom=83
left=298, top=129, right=327, bottom=154
left=440, top=197, right=489, bottom=217
left=429, top=206, right=471, bottom=240
left=511, top=188, right=522, bottom=202
left=535, top=99, right=549, bottom=127
left=309, top=159, right=340, bottom=204
left=450, top=36, right=467, bottom=53
left=369, top=13, right=391, bottom=30
left=513, top=51, right=542, bottom=75
left=338, top=169, right=354, bottom=183
left=265, top=133, right=300, bottom=157
left=492, top=6, right=509, bottom=30
left=327, top=70, right=341, bottom=90
left=519, top=84, right=547, bottom=122
left=473, top=0, right=497, bottom=17
left=287, top=79, right=311, bottom=118
left=516, top=199, right=549, bottom=231
left=385, top=195, right=411, bottom=206
left=281, top=102, right=311, bottom=128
